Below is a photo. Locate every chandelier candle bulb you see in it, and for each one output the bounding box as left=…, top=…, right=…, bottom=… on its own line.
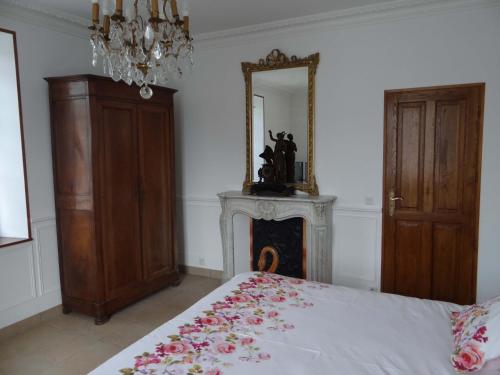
left=151, top=0, right=159, bottom=17
left=92, top=0, right=100, bottom=25
left=103, top=15, right=111, bottom=35
left=171, top=0, right=178, bottom=18
left=183, top=16, right=189, bottom=33
left=115, top=0, right=123, bottom=15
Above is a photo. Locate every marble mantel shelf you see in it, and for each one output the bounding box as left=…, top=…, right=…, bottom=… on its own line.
left=218, top=191, right=337, bottom=283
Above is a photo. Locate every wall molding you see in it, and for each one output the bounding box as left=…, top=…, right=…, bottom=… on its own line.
left=33, top=219, right=59, bottom=295
left=178, top=196, right=220, bottom=207
left=194, top=0, right=500, bottom=46
left=1, top=0, right=498, bottom=45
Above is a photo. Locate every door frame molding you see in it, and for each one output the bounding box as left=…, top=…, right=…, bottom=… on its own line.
left=381, top=82, right=485, bottom=303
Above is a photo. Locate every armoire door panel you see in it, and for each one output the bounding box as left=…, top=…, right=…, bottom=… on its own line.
left=383, top=84, right=484, bottom=305
left=396, top=102, right=425, bottom=211
left=99, top=102, right=143, bottom=298
left=138, top=106, right=175, bottom=280
left=58, top=209, right=95, bottom=300
left=52, top=98, right=92, bottom=195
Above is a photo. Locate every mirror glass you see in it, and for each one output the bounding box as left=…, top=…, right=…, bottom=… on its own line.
left=251, top=67, right=308, bottom=184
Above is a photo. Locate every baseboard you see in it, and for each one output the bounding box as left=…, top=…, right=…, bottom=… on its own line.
left=179, top=265, right=223, bottom=280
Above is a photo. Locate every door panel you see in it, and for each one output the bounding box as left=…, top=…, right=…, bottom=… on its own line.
left=434, top=101, right=466, bottom=213
left=432, top=223, right=463, bottom=302
left=394, top=220, right=427, bottom=298
left=382, top=84, right=484, bottom=305
left=98, top=101, right=142, bottom=299
left=397, top=103, right=425, bottom=211
left=138, top=105, right=175, bottom=280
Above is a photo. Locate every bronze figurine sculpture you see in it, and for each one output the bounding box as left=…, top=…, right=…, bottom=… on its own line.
left=251, top=130, right=297, bottom=196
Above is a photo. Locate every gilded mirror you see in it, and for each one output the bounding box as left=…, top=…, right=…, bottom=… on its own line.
left=242, top=49, right=319, bottom=195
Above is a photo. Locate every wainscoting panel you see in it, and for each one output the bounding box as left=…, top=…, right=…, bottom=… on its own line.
left=178, top=198, right=223, bottom=271
left=33, top=218, right=60, bottom=295
left=0, top=217, right=61, bottom=329
left=333, top=207, right=382, bottom=291
left=0, top=243, right=37, bottom=312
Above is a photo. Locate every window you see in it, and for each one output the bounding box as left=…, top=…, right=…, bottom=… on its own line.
left=0, top=28, right=31, bottom=247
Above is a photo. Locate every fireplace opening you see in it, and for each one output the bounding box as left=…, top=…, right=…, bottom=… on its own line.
left=250, top=218, right=306, bottom=279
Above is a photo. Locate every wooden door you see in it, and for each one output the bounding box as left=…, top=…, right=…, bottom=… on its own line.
left=137, top=105, right=176, bottom=280
left=382, top=84, right=484, bottom=305
left=98, top=100, right=143, bottom=299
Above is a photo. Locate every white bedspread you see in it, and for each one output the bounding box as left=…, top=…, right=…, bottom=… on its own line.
left=90, top=272, right=460, bottom=375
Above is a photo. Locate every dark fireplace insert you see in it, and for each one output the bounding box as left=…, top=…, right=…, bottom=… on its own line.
left=251, top=218, right=306, bottom=279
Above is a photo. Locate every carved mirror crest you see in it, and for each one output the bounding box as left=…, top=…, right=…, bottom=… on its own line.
left=242, top=49, right=320, bottom=195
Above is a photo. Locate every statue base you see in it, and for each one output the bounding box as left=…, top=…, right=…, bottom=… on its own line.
left=250, top=183, right=295, bottom=197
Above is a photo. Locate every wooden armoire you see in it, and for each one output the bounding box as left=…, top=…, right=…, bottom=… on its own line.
left=46, top=75, right=179, bottom=324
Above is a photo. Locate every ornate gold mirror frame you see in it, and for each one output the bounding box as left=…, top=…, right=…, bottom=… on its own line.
left=242, top=49, right=320, bottom=195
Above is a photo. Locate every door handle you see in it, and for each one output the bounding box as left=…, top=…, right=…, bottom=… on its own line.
left=389, top=190, right=404, bottom=217
left=390, top=196, right=404, bottom=201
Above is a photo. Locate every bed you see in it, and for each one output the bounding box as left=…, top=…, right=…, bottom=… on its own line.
left=90, top=272, right=463, bottom=374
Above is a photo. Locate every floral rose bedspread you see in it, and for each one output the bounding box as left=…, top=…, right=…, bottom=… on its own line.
left=90, top=272, right=463, bottom=375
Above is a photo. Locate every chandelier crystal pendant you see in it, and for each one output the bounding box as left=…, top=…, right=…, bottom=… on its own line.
left=89, top=0, right=193, bottom=99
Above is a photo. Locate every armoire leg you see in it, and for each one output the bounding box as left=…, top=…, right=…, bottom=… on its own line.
left=62, top=305, right=72, bottom=315
left=94, top=315, right=110, bottom=325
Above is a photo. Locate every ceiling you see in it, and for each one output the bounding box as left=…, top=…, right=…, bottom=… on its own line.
left=7, top=0, right=394, bottom=35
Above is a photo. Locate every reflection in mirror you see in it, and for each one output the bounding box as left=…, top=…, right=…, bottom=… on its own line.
left=0, top=28, right=31, bottom=247
left=252, top=67, right=308, bottom=184
left=252, top=94, right=264, bottom=181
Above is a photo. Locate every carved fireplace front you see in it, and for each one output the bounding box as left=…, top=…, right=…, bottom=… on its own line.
left=218, top=191, right=336, bottom=283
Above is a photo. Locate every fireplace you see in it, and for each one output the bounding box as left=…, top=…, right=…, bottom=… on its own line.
left=251, top=218, right=306, bottom=278
left=218, top=191, right=336, bottom=283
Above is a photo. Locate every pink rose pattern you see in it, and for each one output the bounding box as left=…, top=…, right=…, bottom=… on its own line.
left=119, top=273, right=325, bottom=375
left=451, top=298, right=500, bottom=373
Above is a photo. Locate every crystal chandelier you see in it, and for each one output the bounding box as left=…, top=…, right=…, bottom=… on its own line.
left=89, top=0, right=193, bottom=99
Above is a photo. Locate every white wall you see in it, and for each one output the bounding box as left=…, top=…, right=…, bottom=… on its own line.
left=0, top=31, right=29, bottom=238
left=176, top=4, right=500, bottom=301
left=0, top=15, right=97, bottom=329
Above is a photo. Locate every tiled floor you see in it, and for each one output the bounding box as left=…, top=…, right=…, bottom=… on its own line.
left=0, top=274, right=221, bottom=374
